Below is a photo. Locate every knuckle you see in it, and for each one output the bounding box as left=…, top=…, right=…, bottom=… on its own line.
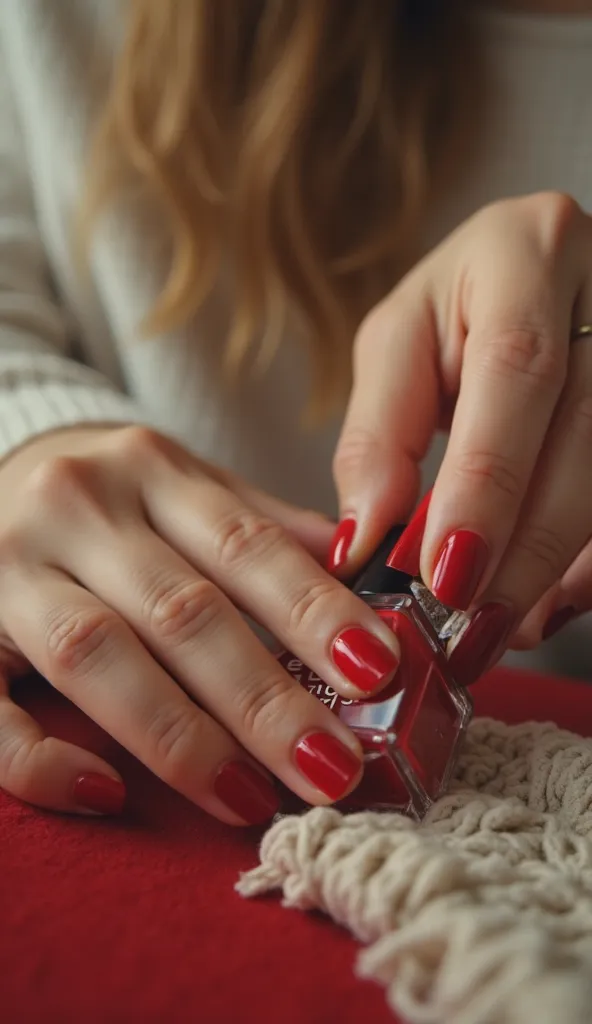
left=26, top=456, right=90, bottom=508
left=353, top=295, right=408, bottom=364
left=113, top=426, right=190, bottom=479
left=145, top=704, right=206, bottom=783
left=0, top=721, right=30, bottom=792
left=115, top=425, right=171, bottom=463
left=118, top=425, right=160, bottom=453
left=0, top=733, right=59, bottom=801
left=212, top=510, right=286, bottom=571
left=479, top=328, right=563, bottom=388
left=453, top=450, right=523, bottom=502
left=23, top=455, right=113, bottom=528
left=0, top=528, right=29, bottom=571
left=44, top=605, right=119, bottom=676
left=142, top=578, right=223, bottom=645
left=514, top=523, right=567, bottom=577
left=354, top=306, right=387, bottom=354
left=287, top=578, right=341, bottom=636
left=333, top=427, right=385, bottom=479
left=235, top=672, right=296, bottom=739
left=530, top=190, right=582, bottom=251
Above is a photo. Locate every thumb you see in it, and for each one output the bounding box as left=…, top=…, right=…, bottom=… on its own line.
left=330, top=293, right=440, bottom=575
left=0, top=679, right=125, bottom=815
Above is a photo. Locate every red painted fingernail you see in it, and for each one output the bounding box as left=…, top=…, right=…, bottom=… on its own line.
left=448, top=602, right=515, bottom=687
left=214, top=760, right=280, bottom=824
left=73, top=773, right=126, bottom=816
left=543, top=605, right=578, bottom=641
left=327, top=518, right=356, bottom=573
left=332, top=627, right=399, bottom=692
left=295, top=732, right=362, bottom=800
left=432, top=530, right=489, bottom=610
left=386, top=490, right=432, bottom=575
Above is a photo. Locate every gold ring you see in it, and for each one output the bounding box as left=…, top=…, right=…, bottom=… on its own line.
left=570, top=324, right=592, bottom=342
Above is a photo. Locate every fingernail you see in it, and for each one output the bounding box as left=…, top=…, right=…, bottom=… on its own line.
left=295, top=732, right=362, bottom=800
left=327, top=518, right=356, bottom=573
left=214, top=760, right=280, bottom=824
left=331, top=626, right=399, bottom=693
left=73, top=773, right=126, bottom=815
left=432, top=530, right=489, bottom=610
left=448, top=602, right=515, bottom=687
left=543, top=605, right=578, bottom=641
left=386, top=490, right=432, bottom=575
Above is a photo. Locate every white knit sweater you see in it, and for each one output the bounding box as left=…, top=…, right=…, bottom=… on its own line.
left=0, top=3, right=592, bottom=670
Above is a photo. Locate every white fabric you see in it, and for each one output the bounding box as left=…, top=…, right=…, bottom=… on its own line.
left=238, top=717, right=592, bottom=1024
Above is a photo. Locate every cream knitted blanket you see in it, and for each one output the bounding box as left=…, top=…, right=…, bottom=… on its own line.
left=237, top=718, right=592, bottom=1024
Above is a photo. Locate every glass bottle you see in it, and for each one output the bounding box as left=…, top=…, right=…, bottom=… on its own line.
left=279, top=527, right=472, bottom=818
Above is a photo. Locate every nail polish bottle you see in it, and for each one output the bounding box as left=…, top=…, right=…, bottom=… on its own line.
left=279, top=527, right=473, bottom=819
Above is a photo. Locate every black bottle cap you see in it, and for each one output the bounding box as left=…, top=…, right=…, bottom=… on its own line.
left=351, top=524, right=414, bottom=597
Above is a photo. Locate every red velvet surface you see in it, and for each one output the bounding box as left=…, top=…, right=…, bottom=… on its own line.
left=2, top=667, right=591, bottom=1024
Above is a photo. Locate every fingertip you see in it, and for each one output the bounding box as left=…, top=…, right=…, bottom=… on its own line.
left=0, top=696, right=127, bottom=816
left=73, top=772, right=126, bottom=816
left=327, top=517, right=357, bottom=574
left=334, top=463, right=422, bottom=577
left=213, top=759, right=280, bottom=825
left=387, top=487, right=432, bottom=576
left=331, top=625, right=400, bottom=697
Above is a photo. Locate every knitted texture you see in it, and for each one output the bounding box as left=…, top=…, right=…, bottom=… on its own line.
left=237, top=718, right=592, bottom=1024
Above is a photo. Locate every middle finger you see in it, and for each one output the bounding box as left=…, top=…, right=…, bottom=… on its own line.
left=422, top=231, right=575, bottom=611
left=478, top=334, right=592, bottom=626
left=143, top=469, right=401, bottom=698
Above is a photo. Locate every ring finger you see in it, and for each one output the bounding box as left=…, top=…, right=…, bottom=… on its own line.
left=0, top=568, right=281, bottom=825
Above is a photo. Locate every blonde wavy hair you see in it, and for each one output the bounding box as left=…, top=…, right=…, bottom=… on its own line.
left=87, top=0, right=477, bottom=420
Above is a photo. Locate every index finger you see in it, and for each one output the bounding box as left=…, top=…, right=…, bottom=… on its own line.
left=331, top=281, right=440, bottom=570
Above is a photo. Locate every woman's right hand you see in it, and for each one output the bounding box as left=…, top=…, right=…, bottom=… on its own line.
left=0, top=425, right=400, bottom=824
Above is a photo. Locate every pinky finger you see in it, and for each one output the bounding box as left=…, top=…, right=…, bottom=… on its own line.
left=0, top=676, right=125, bottom=815
left=511, top=540, right=592, bottom=649
left=539, top=543, right=592, bottom=641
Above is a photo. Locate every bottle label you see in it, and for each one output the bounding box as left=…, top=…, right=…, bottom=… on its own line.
left=277, top=653, right=354, bottom=711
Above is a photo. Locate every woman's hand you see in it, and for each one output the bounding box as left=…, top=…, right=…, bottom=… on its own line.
left=331, top=192, right=592, bottom=682
left=0, top=425, right=400, bottom=822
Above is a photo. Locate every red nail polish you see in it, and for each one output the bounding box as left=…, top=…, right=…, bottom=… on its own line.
left=327, top=518, right=356, bottom=573
left=294, top=733, right=362, bottom=800
left=331, top=626, right=398, bottom=692
left=448, top=602, right=515, bottom=688
left=214, top=761, right=280, bottom=824
left=386, top=490, right=432, bottom=575
left=432, top=530, right=489, bottom=611
left=543, top=605, right=578, bottom=641
left=278, top=525, right=473, bottom=818
left=73, top=773, right=126, bottom=816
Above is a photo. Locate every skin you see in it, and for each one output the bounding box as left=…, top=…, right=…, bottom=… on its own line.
left=1, top=4, right=592, bottom=821
left=0, top=425, right=401, bottom=821
left=335, top=193, right=592, bottom=646
left=3, top=192, right=591, bottom=820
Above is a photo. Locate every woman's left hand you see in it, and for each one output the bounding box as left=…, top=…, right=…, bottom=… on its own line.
left=331, top=192, right=592, bottom=683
